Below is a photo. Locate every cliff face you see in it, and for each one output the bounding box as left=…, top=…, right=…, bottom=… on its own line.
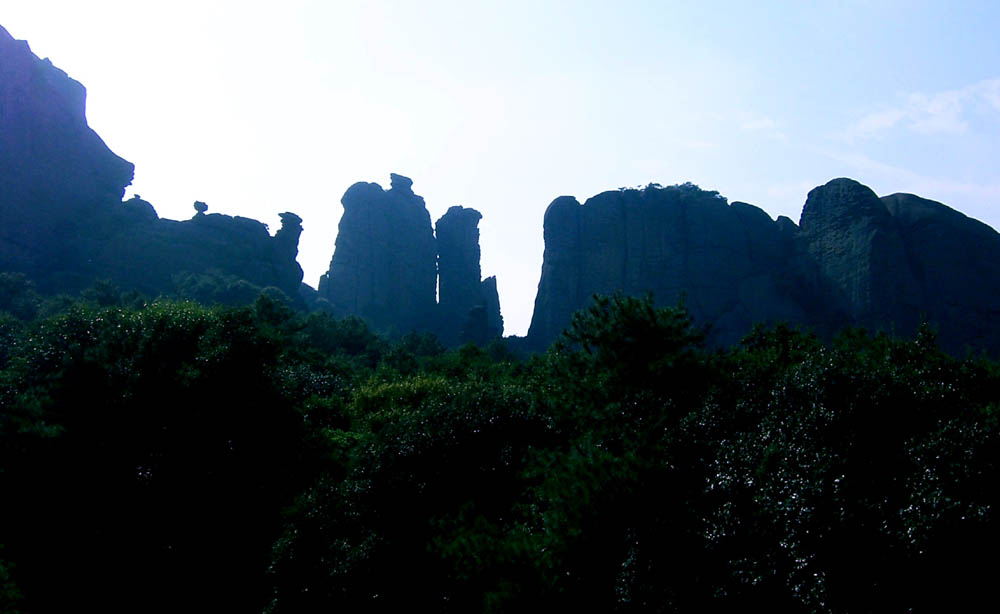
left=435, top=206, right=503, bottom=344
left=526, top=178, right=1000, bottom=354
left=0, top=24, right=134, bottom=276
left=799, top=178, right=922, bottom=333
left=99, top=202, right=305, bottom=301
left=437, top=206, right=484, bottom=322
left=798, top=179, right=1000, bottom=353
left=0, top=25, right=304, bottom=301
left=879, top=192, right=1000, bottom=354
left=527, top=183, right=841, bottom=349
left=318, top=174, right=438, bottom=333
left=318, top=176, right=503, bottom=342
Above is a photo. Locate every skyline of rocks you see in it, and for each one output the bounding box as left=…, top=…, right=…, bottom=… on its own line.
left=4, top=22, right=1000, bottom=353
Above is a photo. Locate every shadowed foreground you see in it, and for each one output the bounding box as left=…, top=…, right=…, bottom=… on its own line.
left=2, top=287, right=997, bottom=612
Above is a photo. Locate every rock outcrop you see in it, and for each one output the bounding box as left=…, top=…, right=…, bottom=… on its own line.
left=96, top=201, right=305, bottom=301
left=318, top=175, right=503, bottom=342
left=480, top=276, right=503, bottom=341
left=318, top=174, right=438, bottom=333
left=0, top=25, right=304, bottom=303
left=799, top=178, right=922, bottom=333
left=0, top=24, right=134, bottom=277
left=10, top=26, right=997, bottom=353
left=879, top=191, right=1000, bottom=353
left=435, top=206, right=503, bottom=344
left=798, top=178, right=1000, bottom=353
left=526, top=178, right=1000, bottom=355
left=527, top=183, right=841, bottom=349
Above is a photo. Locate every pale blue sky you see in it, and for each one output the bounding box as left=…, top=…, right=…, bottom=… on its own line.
left=5, top=1, right=1000, bottom=335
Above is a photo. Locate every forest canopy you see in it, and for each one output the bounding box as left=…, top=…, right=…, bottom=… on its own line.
left=1, top=283, right=998, bottom=613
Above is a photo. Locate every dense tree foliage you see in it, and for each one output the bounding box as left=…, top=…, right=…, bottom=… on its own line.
left=1, top=285, right=998, bottom=612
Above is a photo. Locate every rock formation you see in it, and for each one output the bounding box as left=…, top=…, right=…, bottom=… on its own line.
left=8, top=25, right=999, bottom=353
left=318, top=176, right=503, bottom=342
left=799, top=178, right=922, bottom=333
left=0, top=25, right=304, bottom=303
left=526, top=178, right=1000, bottom=355
left=318, top=174, right=438, bottom=333
left=437, top=207, right=483, bottom=320
left=435, top=206, right=503, bottom=344
left=879, top=191, right=1000, bottom=353
left=527, top=183, right=841, bottom=349
left=798, top=178, right=1000, bottom=353
left=0, top=24, right=134, bottom=278
left=480, top=276, right=503, bottom=341
left=97, top=201, right=305, bottom=302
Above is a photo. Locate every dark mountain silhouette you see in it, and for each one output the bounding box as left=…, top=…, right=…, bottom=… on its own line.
left=0, top=25, right=304, bottom=303
left=525, top=178, right=1000, bottom=355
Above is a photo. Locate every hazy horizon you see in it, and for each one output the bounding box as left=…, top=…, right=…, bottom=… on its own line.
left=5, top=1, right=1000, bottom=335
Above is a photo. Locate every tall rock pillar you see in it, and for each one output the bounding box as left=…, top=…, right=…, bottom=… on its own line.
left=435, top=206, right=502, bottom=343
left=318, top=173, right=438, bottom=333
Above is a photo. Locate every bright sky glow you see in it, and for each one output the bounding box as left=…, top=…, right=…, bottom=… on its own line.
left=4, top=1, right=1000, bottom=335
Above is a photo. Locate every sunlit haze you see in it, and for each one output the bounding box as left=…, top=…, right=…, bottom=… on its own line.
left=5, top=0, right=1000, bottom=335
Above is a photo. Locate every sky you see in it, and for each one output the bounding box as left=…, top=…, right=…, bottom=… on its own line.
left=4, top=0, right=1000, bottom=335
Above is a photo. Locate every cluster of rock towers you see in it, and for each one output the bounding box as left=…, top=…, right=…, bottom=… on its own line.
left=317, top=174, right=502, bottom=344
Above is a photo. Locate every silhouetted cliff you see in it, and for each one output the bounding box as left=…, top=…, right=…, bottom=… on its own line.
left=526, top=178, right=1000, bottom=355
left=0, top=25, right=304, bottom=302
left=0, top=24, right=133, bottom=279
left=6, top=24, right=999, bottom=354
